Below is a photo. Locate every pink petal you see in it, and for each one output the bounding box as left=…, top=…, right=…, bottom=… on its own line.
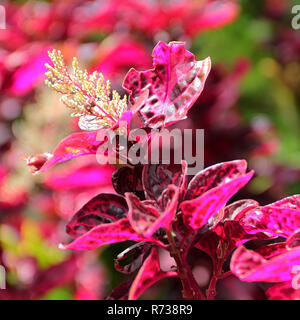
left=123, top=41, right=211, bottom=127
left=181, top=171, right=254, bottom=230
left=128, top=247, right=177, bottom=300
left=230, top=246, right=300, bottom=283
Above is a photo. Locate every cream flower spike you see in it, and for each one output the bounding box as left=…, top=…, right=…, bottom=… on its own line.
left=45, top=49, right=127, bottom=130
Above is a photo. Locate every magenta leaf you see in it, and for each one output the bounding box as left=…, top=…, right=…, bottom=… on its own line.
left=44, top=162, right=115, bottom=190
left=254, top=243, right=287, bottom=259
left=107, top=279, right=133, bottom=300
left=128, top=247, right=177, bottom=300
left=60, top=218, right=161, bottom=251
left=214, top=221, right=249, bottom=247
left=32, top=131, right=102, bottom=173
left=126, top=192, right=160, bottom=236
left=265, top=194, right=300, bottom=211
left=195, top=230, right=220, bottom=265
left=112, top=165, right=144, bottom=196
left=184, top=160, right=249, bottom=201
left=181, top=170, right=254, bottom=230
left=123, top=41, right=211, bottom=127
left=286, top=229, right=300, bottom=250
left=208, top=199, right=259, bottom=235
left=240, top=205, right=300, bottom=238
left=114, top=242, right=152, bottom=274
left=66, top=193, right=128, bottom=238
left=266, top=282, right=300, bottom=300
left=142, top=162, right=186, bottom=204
left=230, top=245, right=300, bottom=282
left=223, top=199, right=259, bottom=222
left=126, top=185, right=179, bottom=237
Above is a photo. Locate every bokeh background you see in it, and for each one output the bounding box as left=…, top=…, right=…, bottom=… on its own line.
left=0, top=0, right=299, bottom=299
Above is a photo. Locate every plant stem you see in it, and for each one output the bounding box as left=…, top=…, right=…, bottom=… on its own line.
left=206, top=264, right=221, bottom=300
left=166, top=229, right=204, bottom=300
left=206, top=242, right=230, bottom=300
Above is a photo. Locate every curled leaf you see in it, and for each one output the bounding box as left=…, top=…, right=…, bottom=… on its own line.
left=126, top=185, right=179, bottom=237
left=123, top=41, right=211, bottom=127
left=114, top=242, right=152, bottom=274
left=112, top=165, right=144, bottom=196
left=142, top=162, right=186, bottom=204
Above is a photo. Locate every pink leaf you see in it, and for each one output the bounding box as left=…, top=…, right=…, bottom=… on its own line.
left=184, top=160, right=249, bottom=201
left=142, top=162, right=186, bottom=204
left=60, top=218, right=161, bottom=251
left=127, top=185, right=179, bottom=237
left=126, top=193, right=160, bottom=236
left=240, top=203, right=300, bottom=238
left=230, top=246, right=300, bottom=283
left=286, top=229, right=300, bottom=250
left=66, top=193, right=128, bottom=238
left=181, top=171, right=254, bottom=230
left=112, top=165, right=144, bottom=196
left=195, top=230, right=220, bottom=265
left=265, top=194, right=300, bottom=211
left=123, top=41, right=211, bottom=127
left=107, top=280, right=133, bottom=300
left=128, top=247, right=177, bottom=300
left=44, top=162, right=115, bottom=190
left=254, top=243, right=287, bottom=259
left=223, top=199, right=259, bottom=222
left=209, top=199, right=259, bottom=231
left=266, top=282, right=300, bottom=300
left=34, top=131, right=102, bottom=173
